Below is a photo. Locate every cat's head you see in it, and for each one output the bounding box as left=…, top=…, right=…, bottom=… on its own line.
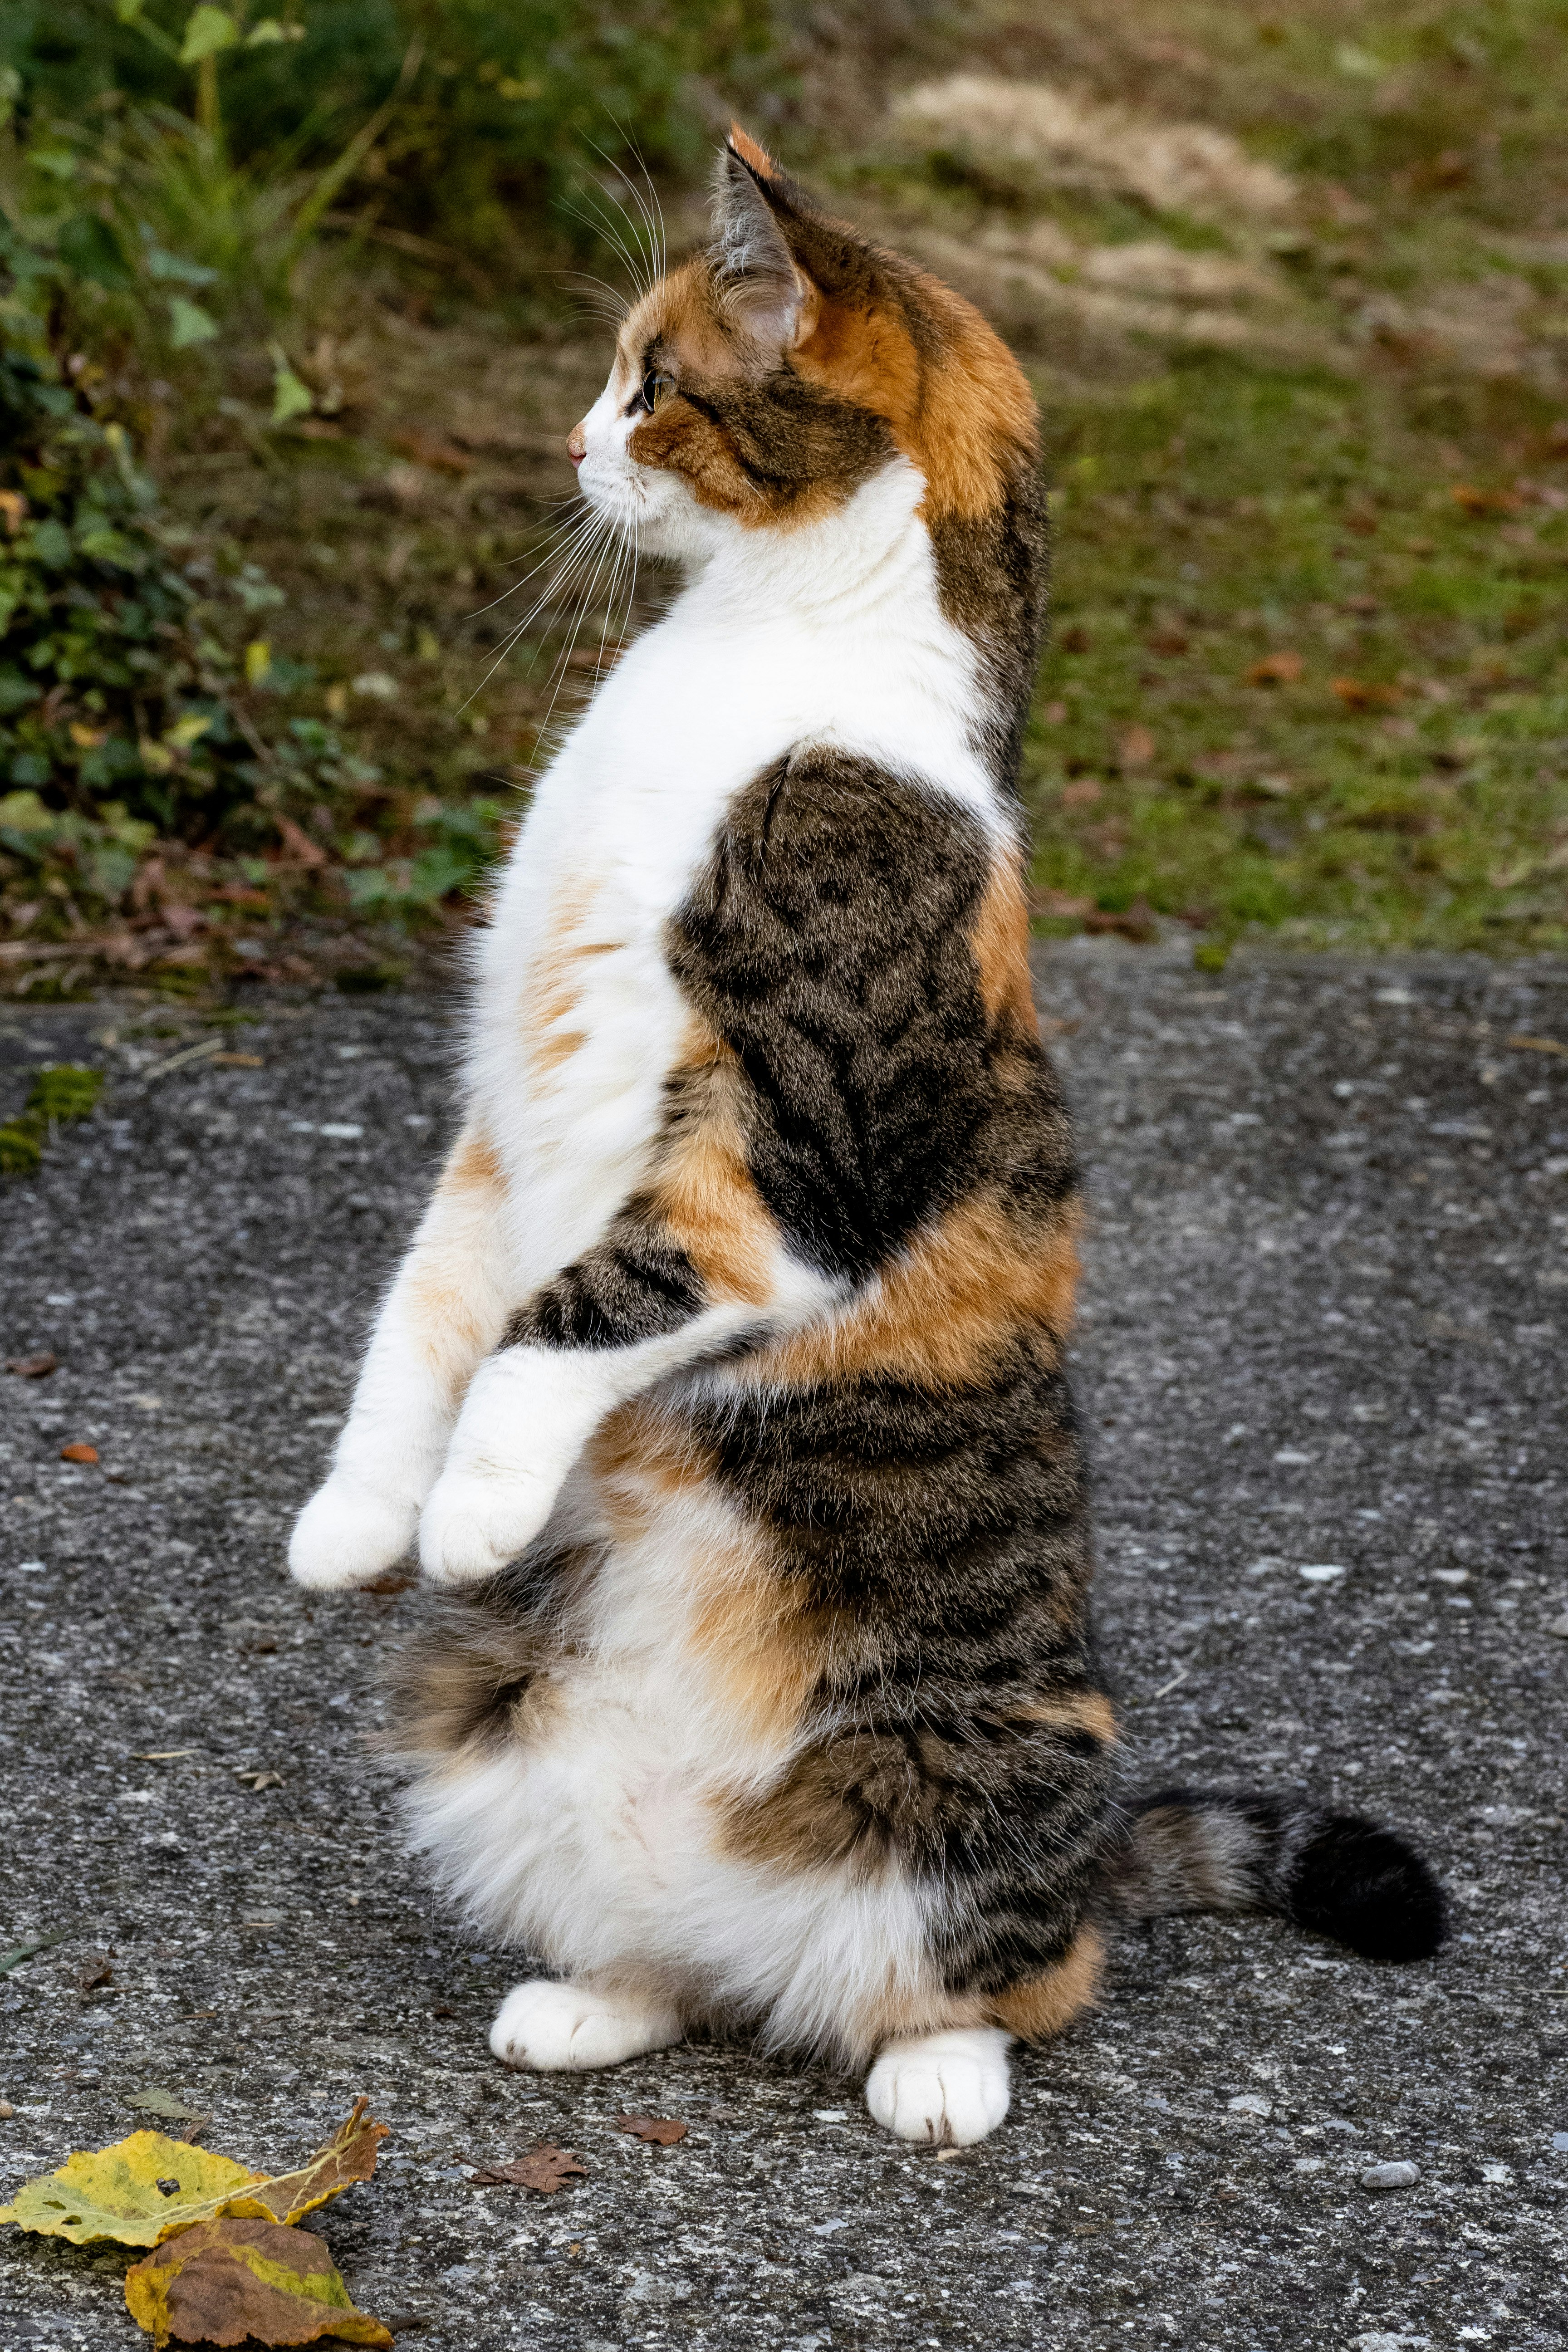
left=569, top=127, right=1040, bottom=565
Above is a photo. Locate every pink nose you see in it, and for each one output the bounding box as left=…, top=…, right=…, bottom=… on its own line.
left=567, top=424, right=586, bottom=467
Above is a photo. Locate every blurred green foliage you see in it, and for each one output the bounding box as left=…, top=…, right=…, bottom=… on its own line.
left=0, top=0, right=772, bottom=274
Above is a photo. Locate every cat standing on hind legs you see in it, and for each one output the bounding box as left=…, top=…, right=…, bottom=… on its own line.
left=289, top=128, right=1447, bottom=2146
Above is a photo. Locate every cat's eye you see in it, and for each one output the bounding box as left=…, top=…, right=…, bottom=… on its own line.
left=632, top=370, right=673, bottom=416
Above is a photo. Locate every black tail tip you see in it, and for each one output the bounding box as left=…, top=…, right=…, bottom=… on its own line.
left=1286, top=1813, right=1448, bottom=1963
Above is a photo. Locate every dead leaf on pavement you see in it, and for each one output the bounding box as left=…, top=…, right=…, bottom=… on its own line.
left=1246, top=650, right=1304, bottom=685
left=616, top=2115, right=688, bottom=2146
left=467, top=2144, right=587, bottom=2194
left=60, top=1442, right=99, bottom=1464
left=0, top=2101, right=387, bottom=2246
left=77, top=1952, right=114, bottom=1995
left=5, top=1352, right=57, bottom=1377
left=124, top=2091, right=209, bottom=2126
left=124, top=2218, right=392, bottom=2348
left=235, top=1769, right=285, bottom=1790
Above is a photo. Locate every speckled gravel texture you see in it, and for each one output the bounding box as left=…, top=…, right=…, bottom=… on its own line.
left=2, top=943, right=1565, bottom=2352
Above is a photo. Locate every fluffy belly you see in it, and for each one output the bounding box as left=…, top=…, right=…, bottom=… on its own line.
left=402, top=1634, right=944, bottom=2059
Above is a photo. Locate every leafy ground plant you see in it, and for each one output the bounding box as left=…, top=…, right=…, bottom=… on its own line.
left=0, top=1061, right=103, bottom=1175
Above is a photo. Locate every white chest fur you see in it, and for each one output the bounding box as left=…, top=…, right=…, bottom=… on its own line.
left=464, top=460, right=1005, bottom=1295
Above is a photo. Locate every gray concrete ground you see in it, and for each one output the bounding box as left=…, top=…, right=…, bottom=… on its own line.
left=1, top=945, right=1565, bottom=2352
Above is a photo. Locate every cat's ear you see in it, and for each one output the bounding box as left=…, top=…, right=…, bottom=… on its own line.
left=710, top=128, right=819, bottom=352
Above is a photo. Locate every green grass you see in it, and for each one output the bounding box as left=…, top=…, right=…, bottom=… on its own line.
left=1026, top=353, right=1568, bottom=951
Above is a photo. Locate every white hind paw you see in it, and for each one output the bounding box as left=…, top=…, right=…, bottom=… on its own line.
left=865, top=2027, right=1012, bottom=2146
left=489, top=1980, right=683, bottom=2073
left=289, top=1474, right=417, bottom=1590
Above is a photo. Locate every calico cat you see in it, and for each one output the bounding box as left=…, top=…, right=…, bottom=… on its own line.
left=289, top=129, right=1446, bottom=2146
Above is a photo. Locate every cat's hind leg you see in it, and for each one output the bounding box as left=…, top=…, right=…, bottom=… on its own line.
left=864, top=2028, right=1012, bottom=2146
left=489, top=1979, right=684, bottom=2073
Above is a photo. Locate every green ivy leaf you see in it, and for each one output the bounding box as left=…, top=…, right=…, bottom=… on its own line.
left=168, top=295, right=219, bottom=348
left=269, top=351, right=314, bottom=424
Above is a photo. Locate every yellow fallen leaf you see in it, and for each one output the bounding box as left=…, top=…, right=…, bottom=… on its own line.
left=125, top=2217, right=392, bottom=2348
left=0, top=2133, right=261, bottom=2246
left=0, top=2100, right=387, bottom=2247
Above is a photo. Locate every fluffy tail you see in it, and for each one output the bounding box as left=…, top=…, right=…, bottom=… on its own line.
left=1105, top=1788, right=1447, bottom=1962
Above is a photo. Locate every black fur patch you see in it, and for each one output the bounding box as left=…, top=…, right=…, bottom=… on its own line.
left=669, top=748, right=1075, bottom=1286
left=504, top=1199, right=704, bottom=1353
left=1285, top=1813, right=1448, bottom=1963
left=927, top=451, right=1051, bottom=791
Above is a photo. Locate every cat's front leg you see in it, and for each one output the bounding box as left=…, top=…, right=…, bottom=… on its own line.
left=418, top=1301, right=756, bottom=1584
left=416, top=1343, right=628, bottom=1583
left=290, top=1121, right=512, bottom=1590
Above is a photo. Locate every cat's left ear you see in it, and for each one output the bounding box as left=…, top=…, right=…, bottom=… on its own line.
left=710, top=127, right=820, bottom=353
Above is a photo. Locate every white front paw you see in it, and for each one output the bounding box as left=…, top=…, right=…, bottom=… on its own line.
left=289, top=1475, right=417, bottom=1590
left=865, top=2028, right=1012, bottom=2146
left=418, top=1463, right=557, bottom=1584
left=489, top=1980, right=683, bottom=2072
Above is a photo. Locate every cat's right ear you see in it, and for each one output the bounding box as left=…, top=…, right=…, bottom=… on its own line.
left=710, top=132, right=819, bottom=353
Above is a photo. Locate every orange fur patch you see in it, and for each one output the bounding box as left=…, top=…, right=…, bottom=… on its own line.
left=790, top=261, right=1037, bottom=524
left=727, top=124, right=779, bottom=181
left=970, top=859, right=1039, bottom=1032
left=525, top=881, right=619, bottom=1093
left=649, top=1021, right=780, bottom=1307
left=588, top=1400, right=828, bottom=1749
left=747, top=1190, right=1079, bottom=1391
left=1014, top=1690, right=1118, bottom=1747
left=990, top=1924, right=1105, bottom=2042
left=406, top=1120, right=509, bottom=1401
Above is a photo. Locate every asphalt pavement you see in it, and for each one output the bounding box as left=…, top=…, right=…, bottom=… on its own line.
left=1, top=942, right=1564, bottom=2352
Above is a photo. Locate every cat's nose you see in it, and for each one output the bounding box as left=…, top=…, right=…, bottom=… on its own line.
left=567, top=424, right=586, bottom=466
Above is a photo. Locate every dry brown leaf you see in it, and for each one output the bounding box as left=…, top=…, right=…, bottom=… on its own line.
left=124, top=2218, right=392, bottom=2348
left=1331, top=676, right=1403, bottom=711
left=467, top=2144, right=587, bottom=2194
left=1451, top=483, right=1523, bottom=516
left=1246, top=650, right=1303, bottom=685
left=390, top=429, right=474, bottom=475
left=60, top=1443, right=99, bottom=1464
left=5, top=1352, right=57, bottom=1377
left=616, top=2114, right=688, bottom=2146
left=274, top=816, right=329, bottom=870
left=77, top=1953, right=114, bottom=1994
left=1083, top=899, right=1158, bottom=943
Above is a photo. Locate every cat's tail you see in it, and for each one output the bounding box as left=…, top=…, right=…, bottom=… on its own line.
left=1103, top=1788, right=1447, bottom=1962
